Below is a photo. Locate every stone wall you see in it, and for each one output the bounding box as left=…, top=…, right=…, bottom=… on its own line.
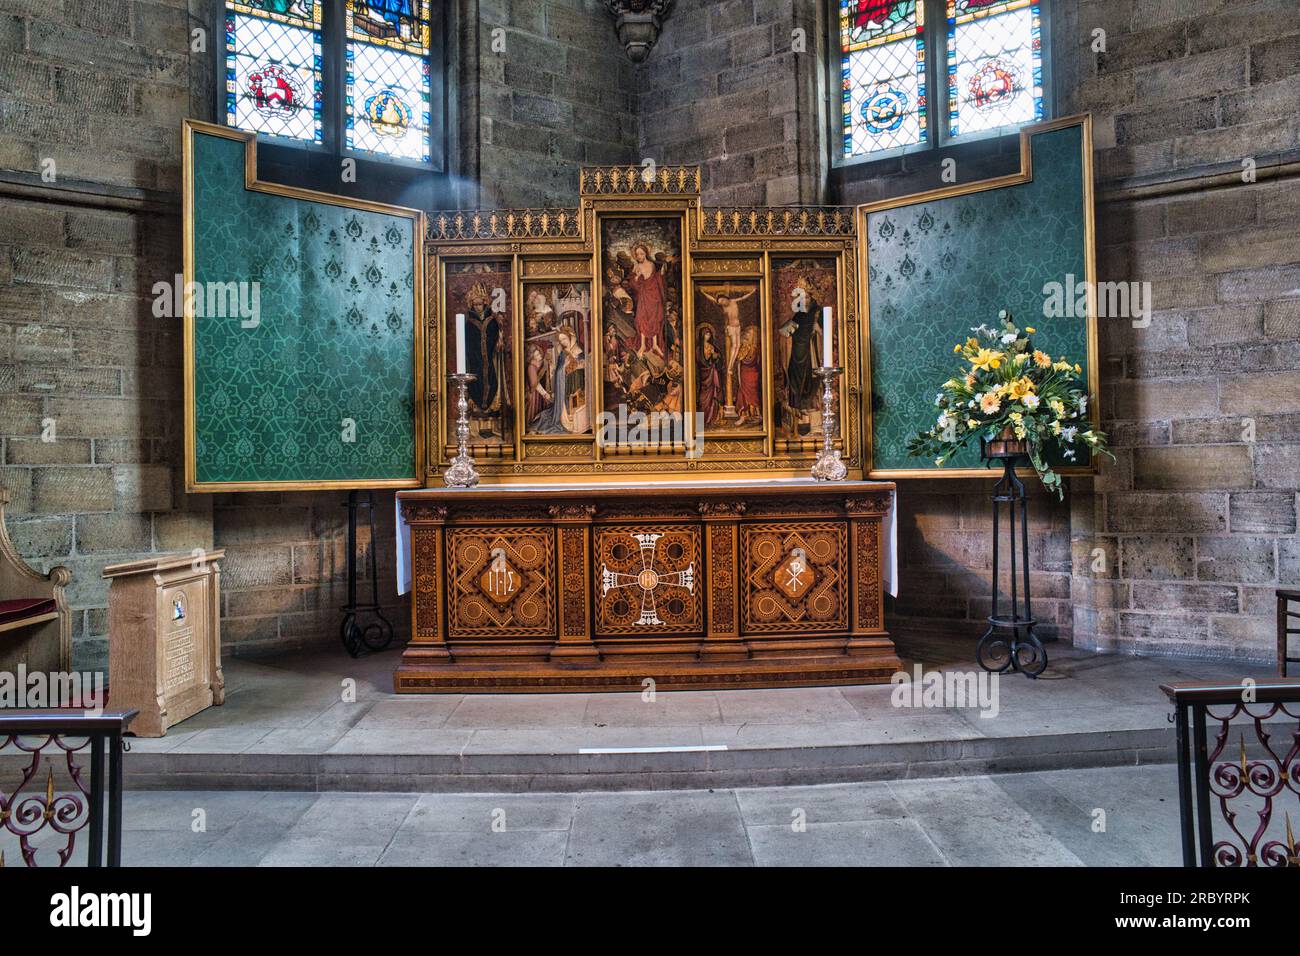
left=470, top=0, right=639, bottom=207
left=635, top=0, right=828, bottom=205
left=0, top=0, right=635, bottom=670
left=827, top=0, right=1300, bottom=660
left=2, top=0, right=1295, bottom=669
left=0, top=0, right=212, bottom=671
left=1057, top=0, right=1300, bottom=661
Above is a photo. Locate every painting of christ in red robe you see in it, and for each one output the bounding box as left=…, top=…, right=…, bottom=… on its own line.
left=600, top=216, right=683, bottom=424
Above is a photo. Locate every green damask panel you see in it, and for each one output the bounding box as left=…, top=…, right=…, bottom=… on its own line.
left=191, top=130, right=417, bottom=485
left=865, top=124, right=1091, bottom=473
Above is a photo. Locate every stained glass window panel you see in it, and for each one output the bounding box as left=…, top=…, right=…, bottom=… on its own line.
left=225, top=1, right=323, bottom=143
left=947, top=0, right=1043, bottom=137
left=840, top=1, right=927, bottom=158
left=345, top=0, right=432, bottom=163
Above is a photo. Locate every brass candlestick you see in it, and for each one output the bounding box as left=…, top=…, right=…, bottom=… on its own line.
left=444, top=372, right=480, bottom=488
left=811, top=365, right=846, bottom=481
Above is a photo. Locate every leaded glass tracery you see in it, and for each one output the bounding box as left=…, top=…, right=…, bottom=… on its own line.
left=946, top=0, right=1044, bottom=137
left=840, top=0, right=928, bottom=158
left=225, top=0, right=324, bottom=143
left=345, top=0, right=432, bottom=163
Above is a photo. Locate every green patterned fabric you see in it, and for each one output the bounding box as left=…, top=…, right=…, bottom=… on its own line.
left=866, top=125, right=1090, bottom=472
left=192, top=131, right=417, bottom=484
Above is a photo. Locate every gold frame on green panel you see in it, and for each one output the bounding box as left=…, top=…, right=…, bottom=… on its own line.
left=182, top=119, right=427, bottom=493
left=424, top=166, right=863, bottom=484
left=856, top=113, right=1100, bottom=479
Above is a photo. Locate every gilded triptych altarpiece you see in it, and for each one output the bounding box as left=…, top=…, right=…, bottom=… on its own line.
left=427, top=167, right=861, bottom=480
left=183, top=115, right=1096, bottom=691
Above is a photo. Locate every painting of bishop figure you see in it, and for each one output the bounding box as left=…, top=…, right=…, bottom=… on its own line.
left=694, top=280, right=763, bottom=432
left=523, top=282, right=592, bottom=436
left=444, top=260, right=513, bottom=446
left=771, top=257, right=837, bottom=439
left=599, top=216, right=684, bottom=432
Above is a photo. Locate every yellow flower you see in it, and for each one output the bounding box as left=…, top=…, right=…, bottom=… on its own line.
left=1007, top=377, right=1035, bottom=400
left=1074, top=363, right=1082, bottom=374
left=1033, top=349, right=1051, bottom=368
left=953, top=344, right=962, bottom=353
left=1014, top=425, right=1027, bottom=439
left=964, top=372, right=977, bottom=387
left=1053, top=360, right=1070, bottom=372
left=1008, top=411, right=1023, bottom=422
left=979, top=392, right=1002, bottom=414
left=970, top=348, right=1004, bottom=372
left=1025, top=326, right=1036, bottom=333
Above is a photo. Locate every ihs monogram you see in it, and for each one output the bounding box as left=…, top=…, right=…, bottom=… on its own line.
left=601, top=532, right=695, bottom=625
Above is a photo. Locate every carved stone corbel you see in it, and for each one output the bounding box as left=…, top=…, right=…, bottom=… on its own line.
left=603, top=0, right=674, bottom=63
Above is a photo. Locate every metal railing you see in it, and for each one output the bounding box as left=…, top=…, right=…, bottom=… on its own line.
left=1162, top=680, right=1300, bottom=868
left=0, top=709, right=136, bottom=867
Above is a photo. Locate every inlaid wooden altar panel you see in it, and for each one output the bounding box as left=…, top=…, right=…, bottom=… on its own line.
left=741, top=523, right=849, bottom=634
left=445, top=527, right=555, bottom=638
left=396, top=480, right=900, bottom=693
left=594, top=525, right=702, bottom=635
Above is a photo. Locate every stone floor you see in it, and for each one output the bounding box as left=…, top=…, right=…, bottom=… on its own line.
left=105, top=637, right=1271, bottom=791
left=10, top=764, right=1184, bottom=866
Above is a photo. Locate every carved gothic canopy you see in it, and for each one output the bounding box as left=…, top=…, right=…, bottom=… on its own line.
left=603, top=0, right=674, bottom=62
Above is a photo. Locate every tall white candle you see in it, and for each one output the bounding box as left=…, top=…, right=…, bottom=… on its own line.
left=455, top=313, right=467, bottom=374
left=822, top=306, right=833, bottom=368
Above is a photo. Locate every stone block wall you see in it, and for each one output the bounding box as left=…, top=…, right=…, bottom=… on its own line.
left=471, top=0, right=639, bottom=207
left=1058, top=0, right=1300, bottom=661
left=0, top=0, right=212, bottom=671
left=2, top=0, right=1295, bottom=668
left=634, top=0, right=828, bottom=205
left=0, top=0, right=634, bottom=671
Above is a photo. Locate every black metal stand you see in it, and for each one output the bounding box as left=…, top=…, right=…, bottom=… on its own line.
left=340, top=489, right=395, bottom=657
left=976, top=452, right=1048, bottom=678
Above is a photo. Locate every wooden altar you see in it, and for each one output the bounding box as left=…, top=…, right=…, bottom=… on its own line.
left=396, top=480, right=899, bottom=692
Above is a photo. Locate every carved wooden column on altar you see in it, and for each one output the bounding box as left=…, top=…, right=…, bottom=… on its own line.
left=405, top=503, right=450, bottom=664
left=846, top=493, right=890, bottom=654
left=699, top=500, right=746, bottom=662
left=549, top=503, right=597, bottom=661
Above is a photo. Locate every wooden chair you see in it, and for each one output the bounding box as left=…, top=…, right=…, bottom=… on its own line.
left=0, top=489, right=71, bottom=674
left=1279, top=589, right=1300, bottom=677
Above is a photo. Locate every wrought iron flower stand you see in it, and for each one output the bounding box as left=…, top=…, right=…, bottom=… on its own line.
left=976, top=437, right=1048, bottom=678
left=340, top=489, right=394, bottom=657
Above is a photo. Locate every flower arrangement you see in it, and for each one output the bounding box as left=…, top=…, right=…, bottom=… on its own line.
left=906, top=310, right=1111, bottom=498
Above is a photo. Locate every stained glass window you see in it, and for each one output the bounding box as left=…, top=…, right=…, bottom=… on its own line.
left=840, top=0, right=928, bottom=158
left=225, top=1, right=324, bottom=144
left=345, top=0, right=432, bottom=163
left=946, top=0, right=1043, bottom=137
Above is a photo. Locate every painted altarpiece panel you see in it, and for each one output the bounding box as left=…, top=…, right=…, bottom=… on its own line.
left=692, top=278, right=765, bottom=435
left=598, top=215, right=686, bottom=450
left=442, top=260, right=513, bottom=449
left=522, top=281, right=593, bottom=438
left=770, top=256, right=840, bottom=443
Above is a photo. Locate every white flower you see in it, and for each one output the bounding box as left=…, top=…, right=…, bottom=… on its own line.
left=1023, top=393, right=1040, bottom=410
left=1078, top=395, right=1088, bottom=414
left=1061, top=426, right=1079, bottom=444
left=935, top=392, right=944, bottom=405
left=937, top=412, right=953, bottom=430
left=1001, top=331, right=1018, bottom=345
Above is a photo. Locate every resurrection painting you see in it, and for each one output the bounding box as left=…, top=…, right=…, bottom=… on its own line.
left=771, top=257, right=837, bottom=439
left=693, top=280, right=763, bottom=432
left=599, top=216, right=685, bottom=434
left=523, top=281, right=592, bottom=436
left=444, top=260, right=513, bottom=446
